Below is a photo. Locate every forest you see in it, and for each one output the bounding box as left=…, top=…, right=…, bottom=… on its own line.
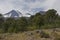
left=0, top=9, right=60, bottom=33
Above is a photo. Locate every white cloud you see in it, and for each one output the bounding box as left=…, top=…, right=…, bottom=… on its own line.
left=52, top=0, right=60, bottom=15
left=0, top=0, right=60, bottom=15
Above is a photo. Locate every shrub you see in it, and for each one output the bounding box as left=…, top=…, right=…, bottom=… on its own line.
left=40, top=31, right=50, bottom=38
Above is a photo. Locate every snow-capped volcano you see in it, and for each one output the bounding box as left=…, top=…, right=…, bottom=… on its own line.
left=4, top=10, right=45, bottom=18
left=4, top=10, right=31, bottom=18
left=3, top=10, right=46, bottom=18
left=4, top=10, right=22, bottom=17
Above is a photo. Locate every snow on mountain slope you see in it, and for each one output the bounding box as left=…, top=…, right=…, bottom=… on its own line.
left=4, top=10, right=31, bottom=18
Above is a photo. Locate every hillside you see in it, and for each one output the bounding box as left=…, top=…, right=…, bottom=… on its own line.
left=0, top=9, right=60, bottom=40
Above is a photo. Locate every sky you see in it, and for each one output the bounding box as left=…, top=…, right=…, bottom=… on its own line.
left=0, top=0, right=60, bottom=15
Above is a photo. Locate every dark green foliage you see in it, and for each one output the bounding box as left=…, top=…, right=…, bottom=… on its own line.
left=44, top=9, right=57, bottom=24
left=16, top=17, right=28, bottom=32
left=29, top=13, right=44, bottom=29
left=0, top=9, right=60, bottom=33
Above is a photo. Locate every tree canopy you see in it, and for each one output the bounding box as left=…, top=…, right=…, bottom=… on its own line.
left=0, top=9, right=60, bottom=33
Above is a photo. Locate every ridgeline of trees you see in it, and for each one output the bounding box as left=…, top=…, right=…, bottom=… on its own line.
left=0, top=9, right=60, bottom=33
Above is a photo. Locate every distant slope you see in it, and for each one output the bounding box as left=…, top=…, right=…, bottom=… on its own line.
left=4, top=10, right=31, bottom=18
left=4, top=10, right=22, bottom=17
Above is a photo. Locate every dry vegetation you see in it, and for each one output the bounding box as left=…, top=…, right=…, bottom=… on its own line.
left=0, top=28, right=60, bottom=40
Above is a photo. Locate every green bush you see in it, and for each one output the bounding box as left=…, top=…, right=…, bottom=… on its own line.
left=27, top=26, right=37, bottom=31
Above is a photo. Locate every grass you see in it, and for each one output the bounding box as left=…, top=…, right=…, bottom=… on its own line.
left=0, top=29, right=60, bottom=40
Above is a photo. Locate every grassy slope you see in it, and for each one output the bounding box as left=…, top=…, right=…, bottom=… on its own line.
left=0, top=29, right=60, bottom=40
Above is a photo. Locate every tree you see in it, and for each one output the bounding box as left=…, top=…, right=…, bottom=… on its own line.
left=3, top=18, right=16, bottom=33
left=0, top=14, right=4, bottom=33
left=44, top=9, right=57, bottom=24
left=16, top=17, right=28, bottom=32
left=30, top=13, right=44, bottom=29
left=0, top=14, right=4, bottom=25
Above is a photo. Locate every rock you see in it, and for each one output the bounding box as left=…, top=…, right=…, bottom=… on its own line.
left=25, top=32, right=33, bottom=36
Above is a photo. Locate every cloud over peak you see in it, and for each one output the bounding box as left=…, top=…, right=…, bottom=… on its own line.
left=0, top=0, right=60, bottom=15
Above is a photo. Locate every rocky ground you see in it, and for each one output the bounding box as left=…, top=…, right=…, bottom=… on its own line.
left=0, top=28, right=60, bottom=40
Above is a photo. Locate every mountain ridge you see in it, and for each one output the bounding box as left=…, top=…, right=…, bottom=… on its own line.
left=3, top=10, right=45, bottom=18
